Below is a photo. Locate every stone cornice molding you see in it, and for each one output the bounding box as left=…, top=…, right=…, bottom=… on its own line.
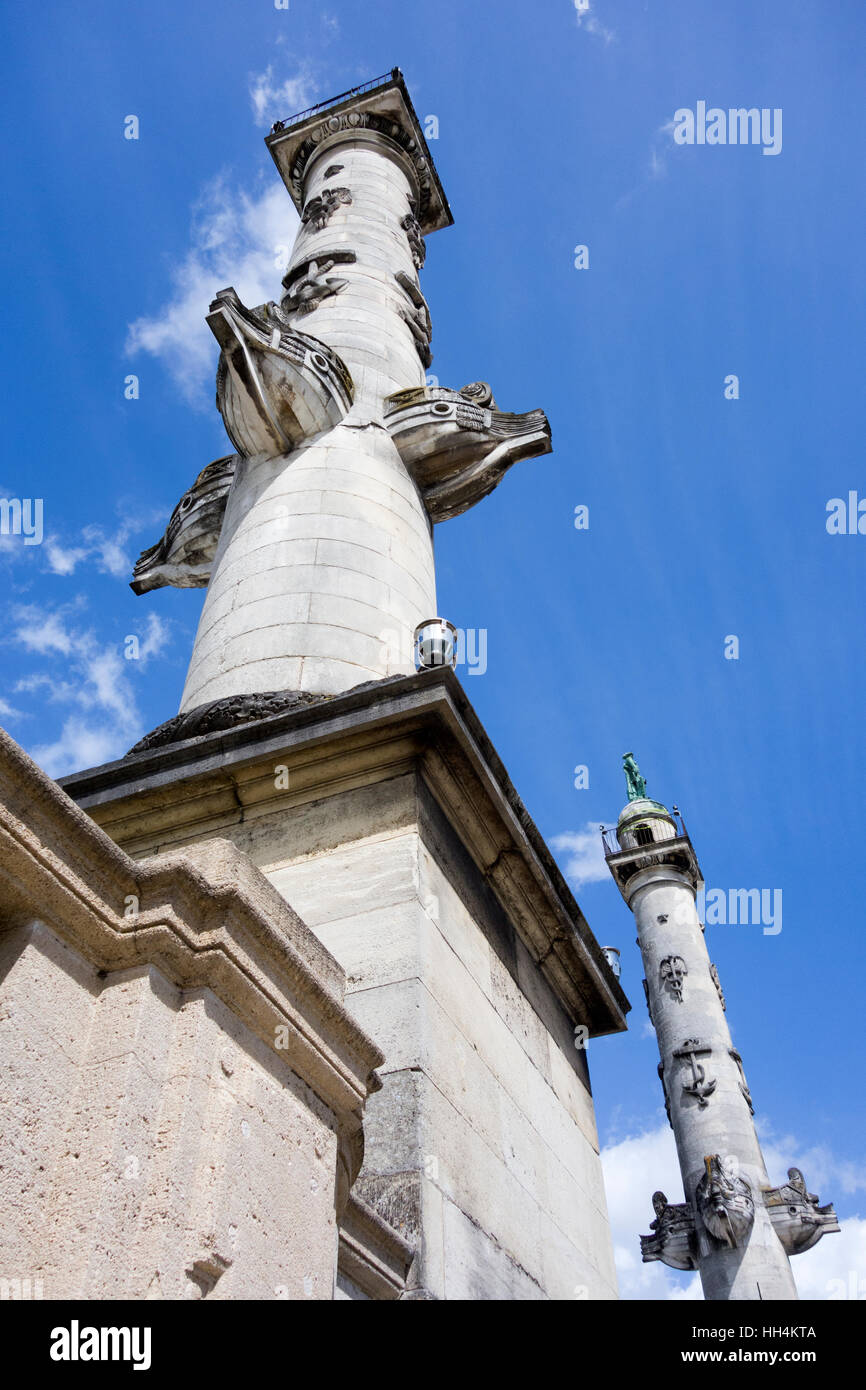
left=60, top=671, right=630, bottom=1038
left=266, top=72, right=452, bottom=236
left=337, top=1192, right=415, bottom=1300
left=0, top=728, right=383, bottom=1172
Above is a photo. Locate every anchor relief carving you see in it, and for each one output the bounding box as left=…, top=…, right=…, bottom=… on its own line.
left=301, top=186, right=352, bottom=231
left=280, top=252, right=357, bottom=316
left=674, top=1038, right=716, bottom=1108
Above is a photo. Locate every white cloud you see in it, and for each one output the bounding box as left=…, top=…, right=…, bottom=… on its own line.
left=13, top=608, right=76, bottom=656
left=759, top=1125, right=866, bottom=1199
left=7, top=606, right=172, bottom=777
left=550, top=822, right=611, bottom=887
left=44, top=539, right=89, bottom=576
left=45, top=520, right=145, bottom=580
left=601, top=1121, right=866, bottom=1300
left=601, top=1123, right=701, bottom=1299
left=614, top=118, right=678, bottom=213
left=31, top=716, right=132, bottom=778
left=788, top=1217, right=866, bottom=1300
left=648, top=118, right=677, bottom=180
left=0, top=492, right=155, bottom=582
left=248, top=63, right=318, bottom=128
left=126, top=176, right=300, bottom=406
left=573, top=1, right=616, bottom=44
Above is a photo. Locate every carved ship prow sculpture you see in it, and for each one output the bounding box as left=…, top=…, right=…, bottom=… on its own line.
left=640, top=1156, right=840, bottom=1271
left=762, top=1167, right=841, bottom=1257
left=208, top=287, right=354, bottom=459
left=384, top=382, right=552, bottom=523
left=639, top=1191, right=698, bottom=1271
left=130, top=454, right=237, bottom=595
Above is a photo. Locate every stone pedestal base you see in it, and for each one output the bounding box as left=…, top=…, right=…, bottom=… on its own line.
left=62, top=670, right=629, bottom=1300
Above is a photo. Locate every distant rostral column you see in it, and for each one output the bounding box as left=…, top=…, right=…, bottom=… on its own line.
left=602, top=755, right=839, bottom=1301
left=130, top=69, right=550, bottom=716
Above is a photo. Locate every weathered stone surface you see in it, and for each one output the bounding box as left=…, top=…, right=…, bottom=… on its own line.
left=336, top=1191, right=415, bottom=1299
left=266, top=71, right=452, bottom=237
left=0, top=727, right=404, bottom=1299
left=762, top=1168, right=840, bottom=1256
left=61, top=671, right=627, bottom=1300
left=384, top=384, right=552, bottom=522
left=63, top=671, right=628, bottom=1041
left=209, top=289, right=354, bottom=459
left=131, top=455, right=237, bottom=595
left=49, top=66, right=629, bottom=1300
left=606, top=790, right=836, bottom=1299
left=132, top=75, right=549, bottom=708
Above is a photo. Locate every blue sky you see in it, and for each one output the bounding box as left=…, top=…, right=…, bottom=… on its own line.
left=1, top=0, right=864, bottom=1297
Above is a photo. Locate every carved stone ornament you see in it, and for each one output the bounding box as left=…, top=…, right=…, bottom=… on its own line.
left=208, top=287, right=353, bottom=458
left=761, top=1168, right=841, bottom=1257
left=301, top=186, right=352, bottom=231
left=709, top=962, right=726, bottom=1011
left=281, top=251, right=357, bottom=316
left=673, top=1038, right=716, bottom=1108
left=459, top=381, right=497, bottom=409
left=131, top=455, right=237, bottom=595
left=660, top=954, right=688, bottom=1003
left=128, top=677, right=397, bottom=755
left=696, top=1155, right=755, bottom=1249
left=394, top=270, right=432, bottom=367
left=323, top=163, right=343, bottom=178
left=657, top=1061, right=672, bottom=1128
left=383, top=383, right=552, bottom=523
left=278, top=105, right=438, bottom=230
left=401, top=200, right=426, bottom=269
left=640, top=1190, right=697, bottom=1269
left=729, top=1047, right=754, bottom=1115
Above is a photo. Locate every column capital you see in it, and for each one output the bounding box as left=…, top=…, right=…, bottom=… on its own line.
left=266, top=70, right=452, bottom=235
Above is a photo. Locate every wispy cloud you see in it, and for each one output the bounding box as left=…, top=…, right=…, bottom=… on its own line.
left=614, top=118, right=678, bottom=212
left=601, top=1123, right=701, bottom=1299
left=248, top=63, right=318, bottom=128
left=758, top=1123, right=866, bottom=1200
left=550, top=822, right=610, bottom=887
left=126, top=176, right=299, bottom=407
left=648, top=117, right=676, bottom=180
left=573, top=1, right=616, bottom=45
left=44, top=519, right=149, bottom=580
left=601, top=1121, right=866, bottom=1299
left=7, top=604, right=172, bottom=776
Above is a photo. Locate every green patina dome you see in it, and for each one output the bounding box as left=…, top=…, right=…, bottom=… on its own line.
left=617, top=796, right=674, bottom=828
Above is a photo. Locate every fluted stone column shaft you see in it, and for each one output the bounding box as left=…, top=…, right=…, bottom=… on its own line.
left=180, top=134, right=435, bottom=710
left=629, top=865, right=798, bottom=1300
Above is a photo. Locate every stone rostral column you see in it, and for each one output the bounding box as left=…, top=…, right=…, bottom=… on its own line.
left=603, top=755, right=839, bottom=1301
left=131, top=70, right=551, bottom=716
